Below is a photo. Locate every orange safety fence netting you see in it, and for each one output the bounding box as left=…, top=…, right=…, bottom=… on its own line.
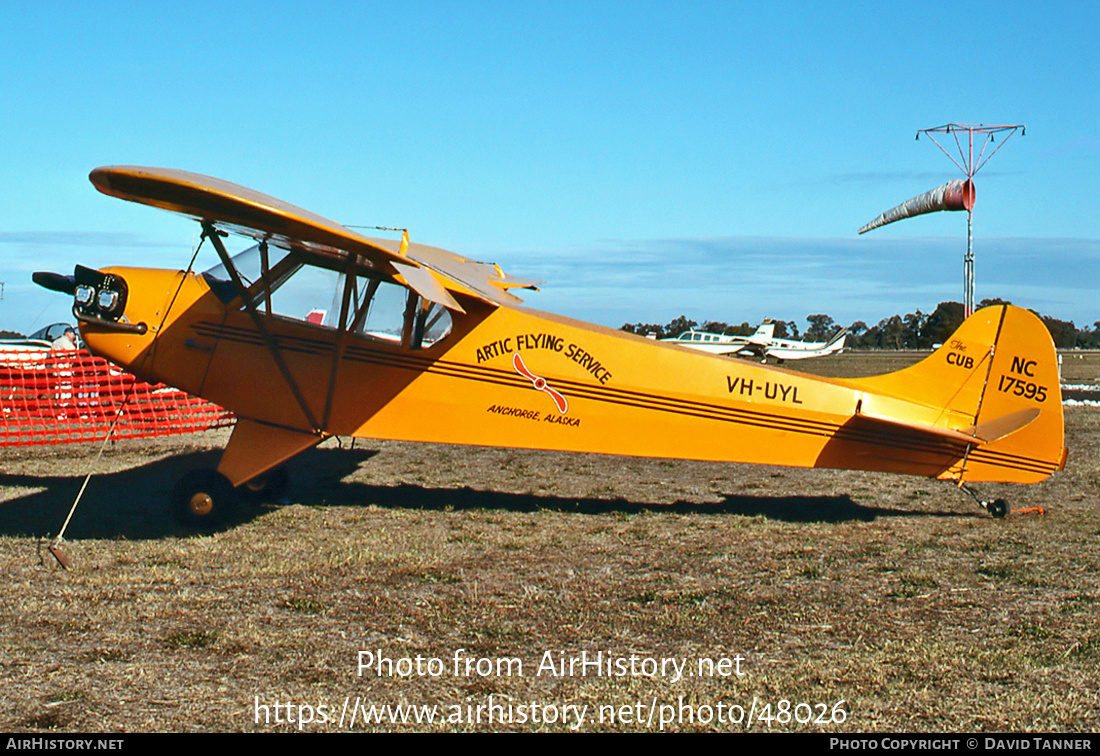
left=0, top=348, right=234, bottom=446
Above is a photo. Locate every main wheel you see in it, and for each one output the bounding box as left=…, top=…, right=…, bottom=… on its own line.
left=987, top=499, right=1009, bottom=519
left=241, top=465, right=290, bottom=503
left=172, top=469, right=239, bottom=528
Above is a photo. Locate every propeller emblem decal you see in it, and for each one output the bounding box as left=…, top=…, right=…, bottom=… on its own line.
left=513, top=353, right=568, bottom=414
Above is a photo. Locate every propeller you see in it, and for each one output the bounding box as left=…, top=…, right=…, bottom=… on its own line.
left=32, top=271, right=76, bottom=295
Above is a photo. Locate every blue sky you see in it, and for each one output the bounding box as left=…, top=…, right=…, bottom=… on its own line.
left=1, top=1, right=1097, bottom=334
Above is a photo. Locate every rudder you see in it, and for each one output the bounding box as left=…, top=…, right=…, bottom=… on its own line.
left=961, top=305, right=1065, bottom=482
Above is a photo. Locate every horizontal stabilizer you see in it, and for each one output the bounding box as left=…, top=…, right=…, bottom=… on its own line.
left=855, top=404, right=985, bottom=446
left=963, top=407, right=1040, bottom=444
left=859, top=179, right=975, bottom=234
left=854, top=404, right=1036, bottom=447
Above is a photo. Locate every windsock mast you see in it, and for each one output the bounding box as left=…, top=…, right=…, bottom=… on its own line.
left=860, top=123, right=1024, bottom=317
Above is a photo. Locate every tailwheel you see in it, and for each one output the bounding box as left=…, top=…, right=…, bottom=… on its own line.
left=985, top=498, right=1009, bottom=519
left=241, top=465, right=290, bottom=503
left=172, top=469, right=239, bottom=529
left=959, top=483, right=1010, bottom=519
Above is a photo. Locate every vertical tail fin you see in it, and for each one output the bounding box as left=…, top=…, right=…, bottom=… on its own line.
left=850, top=305, right=1065, bottom=483
left=753, top=321, right=776, bottom=340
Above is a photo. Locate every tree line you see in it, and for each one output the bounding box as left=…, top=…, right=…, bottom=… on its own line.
left=622, top=300, right=1100, bottom=350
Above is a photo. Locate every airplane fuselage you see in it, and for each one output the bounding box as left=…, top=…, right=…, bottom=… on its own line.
left=81, top=266, right=1063, bottom=490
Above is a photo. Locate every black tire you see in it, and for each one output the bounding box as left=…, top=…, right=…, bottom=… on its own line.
left=240, top=465, right=290, bottom=503
left=987, top=499, right=1009, bottom=519
left=172, top=469, right=238, bottom=529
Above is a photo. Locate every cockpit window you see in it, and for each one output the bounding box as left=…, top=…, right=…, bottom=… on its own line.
left=202, top=244, right=452, bottom=349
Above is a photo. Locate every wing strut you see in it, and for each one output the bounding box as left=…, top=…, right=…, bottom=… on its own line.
left=202, top=222, right=323, bottom=433
left=320, top=254, right=359, bottom=430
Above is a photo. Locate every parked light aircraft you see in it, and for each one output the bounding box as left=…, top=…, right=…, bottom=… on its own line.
left=34, top=167, right=1066, bottom=525
left=661, top=321, right=848, bottom=362
left=0, top=322, right=82, bottom=365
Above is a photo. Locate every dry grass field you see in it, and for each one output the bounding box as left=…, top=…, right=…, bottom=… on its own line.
left=1, top=352, right=1098, bottom=732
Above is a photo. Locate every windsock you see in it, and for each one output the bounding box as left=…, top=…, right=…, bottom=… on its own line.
left=858, top=179, right=975, bottom=234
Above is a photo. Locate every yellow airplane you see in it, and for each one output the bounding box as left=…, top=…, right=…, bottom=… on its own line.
left=35, top=167, right=1066, bottom=526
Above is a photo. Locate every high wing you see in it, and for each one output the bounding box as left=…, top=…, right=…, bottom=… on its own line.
left=89, top=166, right=539, bottom=310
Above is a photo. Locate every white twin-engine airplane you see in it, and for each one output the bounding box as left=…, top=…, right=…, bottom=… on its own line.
left=660, top=321, right=848, bottom=362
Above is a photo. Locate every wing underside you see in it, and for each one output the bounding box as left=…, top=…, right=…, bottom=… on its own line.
left=90, top=166, right=539, bottom=310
